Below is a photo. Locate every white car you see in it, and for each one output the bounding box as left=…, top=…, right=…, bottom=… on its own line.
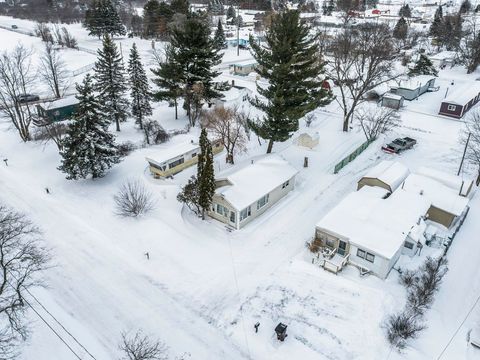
left=470, top=325, right=480, bottom=348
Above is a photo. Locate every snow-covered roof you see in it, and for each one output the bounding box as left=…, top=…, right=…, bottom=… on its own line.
left=402, top=174, right=469, bottom=216
left=416, top=166, right=474, bottom=197
left=215, top=154, right=298, bottom=210
left=442, top=81, right=480, bottom=106
left=383, top=93, right=403, bottom=100
left=316, top=186, right=430, bottom=259
left=231, top=60, right=257, bottom=67
left=45, top=95, right=79, bottom=109
left=145, top=141, right=199, bottom=167
left=393, top=75, right=435, bottom=91
left=430, top=51, right=456, bottom=61
left=361, top=160, right=410, bottom=191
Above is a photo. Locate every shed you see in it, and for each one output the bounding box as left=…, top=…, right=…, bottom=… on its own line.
left=209, top=155, right=298, bottom=229
left=438, top=81, right=480, bottom=119
left=315, top=186, right=430, bottom=279
left=229, top=60, right=258, bottom=76
left=381, top=93, right=404, bottom=110
left=390, top=75, right=436, bottom=101
left=429, top=51, right=456, bottom=68
left=36, top=95, right=79, bottom=123
left=357, top=160, right=410, bottom=193
left=402, top=173, right=469, bottom=228
left=294, top=133, right=319, bottom=149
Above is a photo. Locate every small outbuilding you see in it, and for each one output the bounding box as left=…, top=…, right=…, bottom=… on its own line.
left=429, top=51, right=457, bottom=68
left=36, top=95, right=79, bottom=123
left=357, top=160, right=410, bottom=193
left=402, top=173, right=470, bottom=228
left=390, top=75, right=437, bottom=101
left=294, top=133, right=319, bottom=149
left=230, top=60, right=258, bottom=76
left=438, top=81, right=480, bottom=119
left=381, top=93, right=404, bottom=110
left=209, top=155, right=298, bottom=229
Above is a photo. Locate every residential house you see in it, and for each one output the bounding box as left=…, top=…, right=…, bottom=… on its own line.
left=357, top=160, right=410, bottom=193
left=146, top=139, right=223, bottom=178
left=416, top=166, right=475, bottom=198
left=209, top=155, right=298, bottom=229
left=438, top=81, right=480, bottom=119
left=429, top=51, right=457, bottom=68
left=389, top=75, right=437, bottom=101
left=230, top=60, right=258, bottom=76
left=315, top=186, right=430, bottom=279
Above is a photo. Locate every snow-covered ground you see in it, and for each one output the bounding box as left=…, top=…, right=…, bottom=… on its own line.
left=1, top=13, right=480, bottom=360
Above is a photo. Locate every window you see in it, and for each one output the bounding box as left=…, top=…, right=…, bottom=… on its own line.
left=169, top=157, right=184, bottom=169
left=191, top=153, right=197, bottom=158
left=447, top=104, right=456, bottom=111
left=230, top=211, right=236, bottom=223
left=282, top=180, right=290, bottom=189
left=404, top=241, right=414, bottom=249
left=240, top=206, right=251, bottom=221
left=216, top=204, right=229, bottom=217
left=325, top=238, right=335, bottom=248
left=257, top=194, right=269, bottom=209
left=356, top=248, right=375, bottom=263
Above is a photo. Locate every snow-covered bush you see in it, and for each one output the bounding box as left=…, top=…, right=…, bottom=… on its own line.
left=120, top=330, right=168, bottom=360
left=117, top=141, right=137, bottom=157
left=144, top=120, right=170, bottom=145
left=386, top=311, right=425, bottom=350
left=114, top=180, right=155, bottom=218
left=177, top=176, right=201, bottom=216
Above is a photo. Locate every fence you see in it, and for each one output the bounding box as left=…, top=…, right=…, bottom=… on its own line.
left=333, top=139, right=373, bottom=174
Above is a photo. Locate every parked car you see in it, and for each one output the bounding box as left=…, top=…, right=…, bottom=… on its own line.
left=17, top=94, right=40, bottom=104
left=11, top=25, right=18, bottom=29
left=382, top=137, right=417, bottom=154
left=238, top=44, right=249, bottom=50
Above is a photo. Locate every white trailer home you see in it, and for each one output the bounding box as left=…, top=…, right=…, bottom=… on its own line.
left=314, top=186, right=430, bottom=279
left=208, top=155, right=298, bottom=230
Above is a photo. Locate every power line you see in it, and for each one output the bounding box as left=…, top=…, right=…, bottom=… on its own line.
left=436, top=293, right=480, bottom=359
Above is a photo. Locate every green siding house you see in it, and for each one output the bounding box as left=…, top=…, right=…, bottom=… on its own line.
left=36, top=96, right=79, bottom=123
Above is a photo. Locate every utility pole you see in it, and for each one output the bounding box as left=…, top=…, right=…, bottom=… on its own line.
left=458, top=132, right=471, bottom=176
left=237, top=4, right=240, bottom=57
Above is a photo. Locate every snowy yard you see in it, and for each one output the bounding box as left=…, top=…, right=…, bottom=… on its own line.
left=0, top=13, right=480, bottom=360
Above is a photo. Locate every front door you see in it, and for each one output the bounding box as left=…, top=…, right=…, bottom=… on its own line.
left=338, top=240, right=347, bottom=256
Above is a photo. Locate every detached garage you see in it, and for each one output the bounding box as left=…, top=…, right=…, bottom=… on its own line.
left=357, top=160, right=410, bottom=193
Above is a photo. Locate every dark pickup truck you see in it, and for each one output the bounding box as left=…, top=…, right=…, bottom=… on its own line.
left=382, top=137, right=417, bottom=154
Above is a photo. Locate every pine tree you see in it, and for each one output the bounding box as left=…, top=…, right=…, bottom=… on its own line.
left=84, top=0, right=103, bottom=38
left=151, top=45, right=183, bottom=120
left=167, top=14, right=222, bottom=126
left=94, top=34, right=129, bottom=132
left=249, top=10, right=332, bottom=153
left=226, top=5, right=235, bottom=19
left=459, top=0, right=471, bottom=14
left=398, top=4, right=411, bottom=18
left=197, top=128, right=215, bottom=220
left=327, top=0, right=335, bottom=14
left=430, top=5, right=443, bottom=39
left=393, top=17, right=408, bottom=41
left=58, top=74, right=120, bottom=180
left=103, top=0, right=126, bottom=37
left=128, top=43, right=152, bottom=131
left=214, top=19, right=227, bottom=50
left=171, top=0, right=189, bottom=15
left=143, top=0, right=161, bottom=38
left=408, top=54, right=438, bottom=77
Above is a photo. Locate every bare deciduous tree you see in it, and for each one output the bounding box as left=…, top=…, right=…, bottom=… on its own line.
left=201, top=106, right=247, bottom=164
left=32, top=121, right=68, bottom=151
left=114, top=180, right=155, bottom=217
left=0, top=205, right=50, bottom=358
left=119, top=330, right=168, bottom=360
left=0, top=45, right=35, bottom=142
left=461, top=110, right=480, bottom=185
left=61, top=27, right=78, bottom=49
left=356, top=105, right=401, bottom=141
left=458, top=18, right=480, bottom=74
left=34, top=22, right=53, bottom=43
left=327, top=23, right=399, bottom=132
left=39, top=43, right=70, bottom=99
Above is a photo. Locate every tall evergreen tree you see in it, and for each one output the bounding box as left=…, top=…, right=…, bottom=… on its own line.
left=171, top=0, right=190, bottom=15
left=408, top=54, right=438, bottom=77
left=94, top=34, right=129, bottom=132
left=226, top=5, right=235, bottom=19
left=430, top=5, right=443, bottom=39
left=152, top=45, right=183, bottom=120
left=214, top=19, right=227, bottom=50
left=58, top=74, right=120, bottom=180
left=459, top=0, right=471, bottom=14
left=103, top=0, right=126, bottom=37
left=128, top=43, right=152, bottom=131
left=85, top=0, right=103, bottom=38
left=248, top=10, right=332, bottom=153
left=165, top=14, right=222, bottom=126
left=393, top=17, right=408, bottom=41
left=398, top=4, right=411, bottom=18
left=197, top=128, right=215, bottom=220
left=84, top=0, right=125, bottom=37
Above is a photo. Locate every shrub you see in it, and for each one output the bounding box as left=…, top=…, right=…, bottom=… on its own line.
left=114, top=180, right=155, bottom=217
